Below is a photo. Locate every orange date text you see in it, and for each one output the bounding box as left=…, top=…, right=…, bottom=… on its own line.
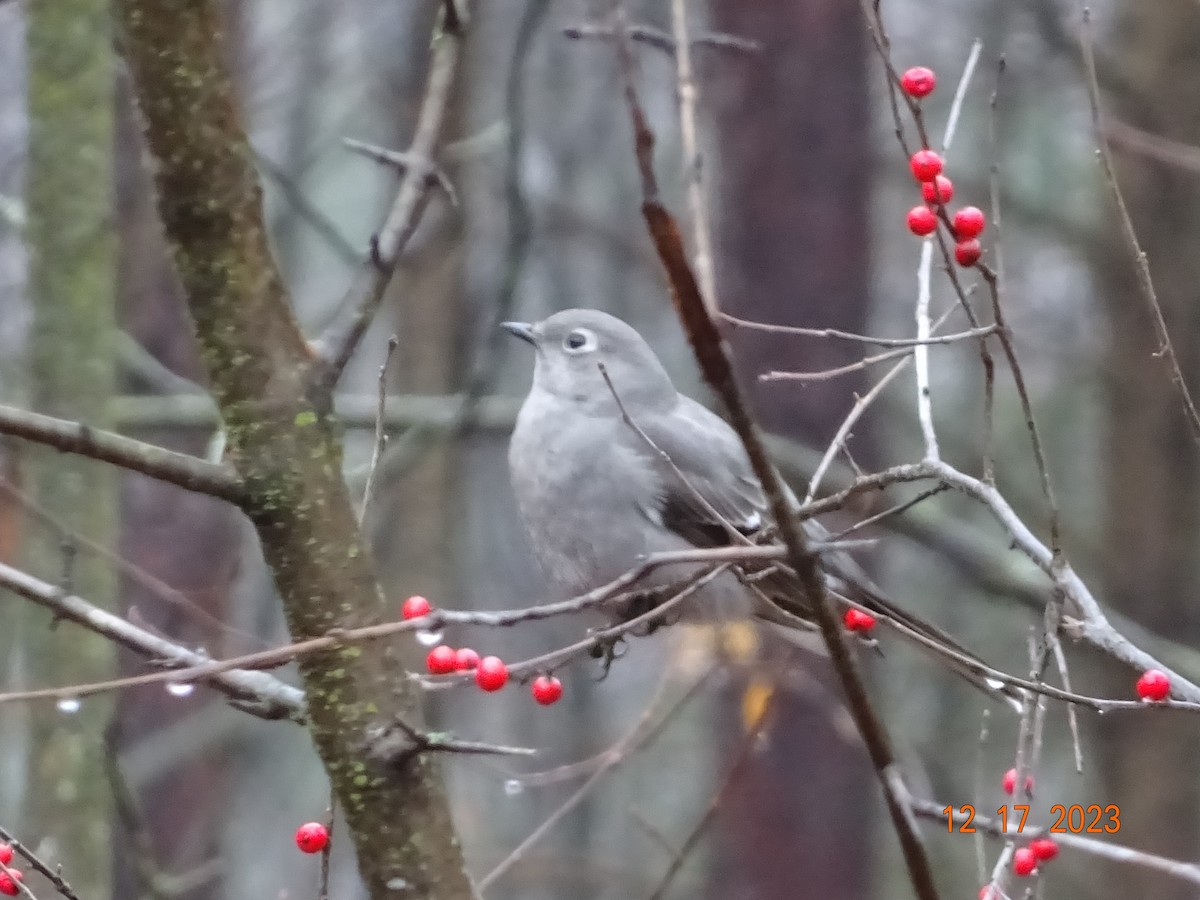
left=942, top=804, right=1120, bottom=834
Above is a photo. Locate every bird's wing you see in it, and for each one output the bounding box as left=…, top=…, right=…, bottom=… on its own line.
left=632, top=394, right=771, bottom=548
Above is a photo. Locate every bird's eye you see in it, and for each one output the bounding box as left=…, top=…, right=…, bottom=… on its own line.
left=563, top=329, right=595, bottom=352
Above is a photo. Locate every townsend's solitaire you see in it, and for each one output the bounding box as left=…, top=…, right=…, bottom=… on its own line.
left=504, top=308, right=1017, bottom=705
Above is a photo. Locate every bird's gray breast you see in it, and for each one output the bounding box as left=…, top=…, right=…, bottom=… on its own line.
left=508, top=394, right=668, bottom=595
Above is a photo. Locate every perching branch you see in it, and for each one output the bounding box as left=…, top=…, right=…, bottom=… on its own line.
left=605, top=3, right=941, bottom=897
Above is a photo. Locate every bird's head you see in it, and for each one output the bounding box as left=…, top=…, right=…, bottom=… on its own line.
left=503, top=308, right=677, bottom=414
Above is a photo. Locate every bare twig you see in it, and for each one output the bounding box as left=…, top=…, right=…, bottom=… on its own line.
left=721, top=313, right=997, bottom=347
left=359, top=335, right=398, bottom=526
left=0, top=403, right=244, bottom=503
left=478, top=667, right=712, bottom=892
left=0, top=824, right=78, bottom=900
left=646, top=690, right=777, bottom=900
left=0, top=561, right=304, bottom=718
left=318, top=788, right=334, bottom=900
left=760, top=345, right=916, bottom=382
left=1076, top=5, right=1200, bottom=447
left=914, top=40, right=983, bottom=463
left=563, top=22, right=760, bottom=56
left=341, top=139, right=458, bottom=208
left=313, top=4, right=467, bottom=387
left=669, top=0, right=717, bottom=311
left=806, top=356, right=912, bottom=503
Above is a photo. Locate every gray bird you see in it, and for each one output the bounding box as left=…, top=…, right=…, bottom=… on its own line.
left=504, top=307, right=1017, bottom=706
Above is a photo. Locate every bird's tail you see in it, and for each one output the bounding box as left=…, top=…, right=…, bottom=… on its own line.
left=750, top=569, right=1025, bottom=713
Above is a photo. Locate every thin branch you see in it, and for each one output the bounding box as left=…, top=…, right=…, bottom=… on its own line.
left=563, top=22, right=760, bottom=56
left=646, top=692, right=777, bottom=900
left=312, top=4, right=466, bottom=387
left=478, top=667, right=712, bottom=892
left=912, top=798, right=1200, bottom=888
left=915, top=241, right=940, bottom=460
left=0, top=825, right=79, bottom=900
left=669, top=0, right=717, bottom=311
left=0, top=561, right=304, bottom=719
left=341, top=139, right=458, bottom=208
left=915, top=40, right=983, bottom=462
left=721, top=313, right=997, bottom=347
left=806, top=356, right=912, bottom=503
left=1076, top=4, right=1200, bottom=447
left=359, top=335, right=398, bottom=526
left=759, top=345, right=916, bottom=382
left=0, top=403, right=244, bottom=503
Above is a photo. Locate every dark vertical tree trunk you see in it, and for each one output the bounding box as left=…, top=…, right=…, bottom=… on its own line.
left=710, top=1, right=875, bottom=897
left=1093, top=3, right=1200, bottom=897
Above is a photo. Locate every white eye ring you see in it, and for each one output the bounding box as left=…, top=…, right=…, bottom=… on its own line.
left=563, top=328, right=597, bottom=353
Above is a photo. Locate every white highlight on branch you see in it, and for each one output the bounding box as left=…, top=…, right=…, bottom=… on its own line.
left=913, top=38, right=983, bottom=463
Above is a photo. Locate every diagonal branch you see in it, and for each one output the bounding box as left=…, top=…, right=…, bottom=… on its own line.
left=0, top=403, right=244, bottom=503
left=1076, top=5, right=1200, bottom=448
left=311, top=5, right=466, bottom=389
left=0, top=561, right=304, bottom=719
left=605, top=4, right=940, bottom=898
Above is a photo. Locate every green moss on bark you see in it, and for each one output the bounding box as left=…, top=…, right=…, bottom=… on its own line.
left=113, top=3, right=473, bottom=897
left=22, top=0, right=117, bottom=893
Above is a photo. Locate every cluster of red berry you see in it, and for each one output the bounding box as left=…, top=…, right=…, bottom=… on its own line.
left=898, top=67, right=987, bottom=267
left=402, top=595, right=564, bottom=705
left=0, top=845, right=21, bottom=896
left=994, top=768, right=1059, bottom=880
left=1008, top=835, right=1060, bottom=880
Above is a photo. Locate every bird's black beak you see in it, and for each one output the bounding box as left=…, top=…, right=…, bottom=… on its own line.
left=502, top=321, right=537, bottom=345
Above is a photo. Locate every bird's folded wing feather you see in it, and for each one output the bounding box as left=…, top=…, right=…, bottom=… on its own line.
left=632, top=394, right=770, bottom=548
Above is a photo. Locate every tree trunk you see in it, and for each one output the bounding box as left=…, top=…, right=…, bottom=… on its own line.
left=112, top=3, right=473, bottom=897
left=1094, top=3, right=1200, bottom=897
left=22, top=0, right=117, bottom=893
left=710, top=0, right=875, bottom=897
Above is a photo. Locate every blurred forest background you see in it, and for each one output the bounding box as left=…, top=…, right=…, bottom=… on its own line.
left=2, top=0, right=1200, bottom=898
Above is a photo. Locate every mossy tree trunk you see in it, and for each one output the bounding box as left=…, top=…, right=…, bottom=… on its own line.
left=112, top=2, right=473, bottom=897
left=22, top=0, right=117, bottom=894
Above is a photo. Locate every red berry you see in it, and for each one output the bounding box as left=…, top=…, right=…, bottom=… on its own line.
left=475, top=656, right=509, bottom=692
left=952, top=206, right=986, bottom=239
left=0, top=846, right=12, bottom=866
left=842, top=608, right=876, bottom=633
left=900, top=66, right=937, bottom=99
left=531, top=675, right=563, bottom=705
left=1012, top=846, right=1038, bottom=876
left=1136, top=668, right=1170, bottom=702
left=921, top=175, right=954, bottom=205
left=954, top=239, right=982, bottom=267
left=1029, top=837, right=1059, bottom=861
left=978, top=888, right=994, bottom=900
left=454, top=647, right=480, bottom=671
left=401, top=595, right=432, bottom=620
left=909, top=149, right=943, bottom=182
left=426, top=645, right=457, bottom=675
left=1002, top=767, right=1034, bottom=795
left=0, top=870, right=22, bottom=896
left=906, top=206, right=938, bottom=237
left=295, top=822, right=329, bottom=854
